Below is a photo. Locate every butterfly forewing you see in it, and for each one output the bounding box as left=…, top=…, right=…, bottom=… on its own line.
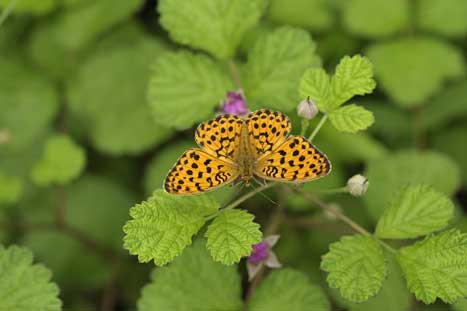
left=245, top=109, right=291, bottom=160
left=254, top=136, right=331, bottom=182
left=164, top=148, right=239, bottom=195
left=195, top=114, right=244, bottom=162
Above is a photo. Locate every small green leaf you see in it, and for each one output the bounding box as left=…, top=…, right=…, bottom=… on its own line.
left=148, top=51, right=233, bottom=130
left=138, top=240, right=242, bottom=311
left=366, top=37, right=465, bottom=107
left=123, top=190, right=219, bottom=266
left=244, top=26, right=321, bottom=111
left=328, top=104, right=374, bottom=133
left=376, top=185, right=454, bottom=239
left=365, top=150, right=461, bottom=221
left=0, top=171, right=22, bottom=205
left=205, top=209, right=262, bottom=265
left=158, top=0, right=265, bottom=59
left=0, top=245, right=62, bottom=311
left=248, top=268, right=330, bottom=311
left=342, top=0, right=409, bottom=38
left=321, top=235, right=387, bottom=303
left=299, top=68, right=330, bottom=111
left=397, top=229, right=467, bottom=304
left=327, top=55, right=376, bottom=111
left=416, top=0, right=467, bottom=37
left=31, top=135, right=86, bottom=186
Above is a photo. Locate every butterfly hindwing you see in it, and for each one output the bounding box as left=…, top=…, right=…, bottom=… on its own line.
left=164, top=148, right=239, bottom=195
left=195, top=114, right=244, bottom=162
left=246, top=109, right=291, bottom=159
left=254, top=136, right=331, bottom=183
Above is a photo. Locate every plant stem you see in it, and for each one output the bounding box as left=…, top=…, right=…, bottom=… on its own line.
left=297, top=189, right=397, bottom=254
left=308, top=114, right=328, bottom=141
left=308, top=186, right=348, bottom=195
left=206, top=183, right=277, bottom=221
left=300, top=119, right=309, bottom=137
left=0, top=0, right=17, bottom=27
left=228, top=59, right=243, bottom=90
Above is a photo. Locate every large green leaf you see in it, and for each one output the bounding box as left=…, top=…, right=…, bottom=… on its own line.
left=416, top=0, right=467, bottom=37
left=433, top=125, right=467, bottom=184
left=138, top=240, right=242, bottom=311
left=123, top=190, right=219, bottom=266
left=159, top=0, right=265, bottom=59
left=375, top=185, right=454, bottom=239
left=148, top=51, right=233, bottom=130
left=397, top=229, right=467, bottom=304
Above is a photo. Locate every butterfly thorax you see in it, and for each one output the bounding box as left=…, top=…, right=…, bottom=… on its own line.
left=238, top=123, right=254, bottom=184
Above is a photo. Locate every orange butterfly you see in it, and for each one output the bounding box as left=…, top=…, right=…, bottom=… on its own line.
left=164, top=109, right=331, bottom=195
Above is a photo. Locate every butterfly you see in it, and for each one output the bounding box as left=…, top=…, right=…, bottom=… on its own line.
left=164, top=109, right=331, bottom=195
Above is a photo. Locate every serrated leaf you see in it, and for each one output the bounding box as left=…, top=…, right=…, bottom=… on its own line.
left=68, top=34, right=172, bottom=155
left=328, top=104, right=374, bottom=133
left=244, top=26, right=321, bottom=111
left=248, top=268, right=330, bottom=311
left=138, top=240, right=242, bottom=311
left=397, top=229, right=467, bottom=304
left=0, top=171, right=22, bottom=205
left=365, top=150, right=461, bottom=221
left=342, top=0, right=409, bottom=38
left=327, top=55, right=376, bottom=111
left=0, top=245, right=62, bottom=311
left=158, top=0, right=265, bottom=59
left=366, top=37, right=465, bottom=107
left=31, top=135, right=86, bottom=186
left=299, top=67, right=330, bottom=111
left=376, top=185, right=454, bottom=239
left=416, top=0, right=467, bottom=37
left=205, top=209, right=262, bottom=265
left=321, top=235, right=387, bottom=303
left=148, top=51, right=233, bottom=130
left=123, top=189, right=219, bottom=266
left=267, top=0, right=334, bottom=31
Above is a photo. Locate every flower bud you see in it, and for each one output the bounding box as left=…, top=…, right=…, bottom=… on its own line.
left=347, top=174, right=369, bottom=197
left=297, top=98, right=318, bottom=120
left=222, top=90, right=248, bottom=115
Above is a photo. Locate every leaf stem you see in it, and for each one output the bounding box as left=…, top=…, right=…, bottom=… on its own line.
left=228, top=59, right=243, bottom=90
left=300, top=119, right=309, bottom=137
left=296, top=189, right=397, bottom=255
left=308, top=186, right=349, bottom=195
left=308, top=114, right=328, bottom=141
left=0, top=0, right=17, bottom=27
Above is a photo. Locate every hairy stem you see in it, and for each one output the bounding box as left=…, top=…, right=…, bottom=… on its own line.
left=296, top=189, right=397, bottom=254
left=300, top=119, right=310, bottom=137
left=0, top=0, right=17, bottom=27
left=308, top=114, right=328, bottom=141
left=228, top=59, right=243, bottom=90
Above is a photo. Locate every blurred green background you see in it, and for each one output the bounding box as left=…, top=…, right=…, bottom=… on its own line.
left=1, top=0, right=467, bottom=310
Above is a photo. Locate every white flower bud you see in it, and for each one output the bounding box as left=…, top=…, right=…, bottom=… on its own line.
left=297, top=98, right=318, bottom=120
left=347, top=174, right=369, bottom=197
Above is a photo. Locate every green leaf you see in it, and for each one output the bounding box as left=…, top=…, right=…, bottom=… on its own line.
left=375, top=185, right=454, bottom=239
left=416, top=0, right=467, bottom=37
left=244, top=26, right=320, bottom=111
left=31, top=135, right=86, bottom=186
left=205, top=209, right=262, bottom=265
left=321, top=235, right=387, bottom=303
left=0, top=171, right=22, bottom=205
left=342, top=0, right=409, bottom=38
left=68, top=34, right=172, bottom=155
left=138, top=240, right=242, bottom=311
left=0, top=245, right=62, bottom=311
left=454, top=299, right=467, bottom=311
left=328, top=104, right=374, bottom=133
left=267, top=0, right=335, bottom=31
left=0, top=0, right=56, bottom=15
left=366, top=37, right=465, bottom=107
left=397, top=229, right=467, bottom=304
left=0, top=59, right=58, bottom=152
left=433, top=125, right=467, bottom=184
left=123, top=189, right=219, bottom=266
left=365, top=150, right=461, bottom=221
left=148, top=51, right=233, bottom=130
left=248, top=268, right=330, bottom=311
left=299, top=68, right=330, bottom=111
left=327, top=55, right=376, bottom=111
left=158, top=0, right=265, bottom=59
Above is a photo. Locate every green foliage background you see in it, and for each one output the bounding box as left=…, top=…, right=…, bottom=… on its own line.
left=1, top=0, right=467, bottom=310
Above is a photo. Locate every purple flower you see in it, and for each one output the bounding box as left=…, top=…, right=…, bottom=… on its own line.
left=247, top=235, right=281, bottom=281
left=221, top=90, right=248, bottom=115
